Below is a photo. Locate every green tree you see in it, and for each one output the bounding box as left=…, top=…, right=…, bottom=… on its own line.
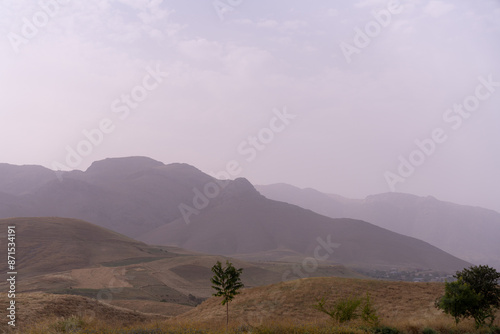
left=436, top=265, right=500, bottom=328
left=435, top=278, right=482, bottom=325
left=210, top=260, right=244, bottom=329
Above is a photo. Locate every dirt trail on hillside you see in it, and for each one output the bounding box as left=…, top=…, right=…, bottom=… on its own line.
left=70, top=267, right=132, bottom=289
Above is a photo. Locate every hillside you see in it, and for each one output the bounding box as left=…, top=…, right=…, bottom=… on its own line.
left=176, top=276, right=500, bottom=329
left=139, top=190, right=470, bottom=273
left=0, top=157, right=471, bottom=273
left=0, top=217, right=175, bottom=277
left=256, top=184, right=500, bottom=269
left=0, top=217, right=362, bottom=316
left=0, top=292, right=157, bottom=332
left=176, top=276, right=447, bottom=326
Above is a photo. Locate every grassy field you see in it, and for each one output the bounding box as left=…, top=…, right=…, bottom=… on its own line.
left=8, top=311, right=500, bottom=334
left=0, top=217, right=367, bottom=318
left=5, top=277, right=500, bottom=334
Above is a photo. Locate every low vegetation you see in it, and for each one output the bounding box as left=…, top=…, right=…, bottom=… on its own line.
left=10, top=316, right=500, bottom=334
left=435, top=265, right=500, bottom=328
left=210, top=260, right=244, bottom=328
left=8, top=268, right=500, bottom=334
left=314, top=294, right=377, bottom=324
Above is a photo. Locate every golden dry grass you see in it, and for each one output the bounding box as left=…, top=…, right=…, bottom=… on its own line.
left=0, top=292, right=164, bottom=333
left=177, top=277, right=444, bottom=324
left=8, top=277, right=500, bottom=333
left=174, top=276, right=500, bottom=331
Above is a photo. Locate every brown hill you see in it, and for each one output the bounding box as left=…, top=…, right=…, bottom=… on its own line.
left=0, top=217, right=362, bottom=316
left=174, top=276, right=495, bottom=330
left=176, top=276, right=448, bottom=327
left=0, top=292, right=156, bottom=332
left=0, top=217, right=174, bottom=277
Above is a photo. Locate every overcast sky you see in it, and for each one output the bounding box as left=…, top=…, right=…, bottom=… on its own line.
left=1, top=0, right=499, bottom=212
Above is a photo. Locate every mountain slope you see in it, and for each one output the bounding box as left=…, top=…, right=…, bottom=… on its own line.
left=0, top=217, right=174, bottom=277
left=0, top=157, right=472, bottom=273
left=0, top=157, right=225, bottom=237
left=0, top=163, right=57, bottom=195
left=139, top=183, right=470, bottom=273
left=0, top=217, right=362, bottom=317
left=256, top=184, right=500, bottom=269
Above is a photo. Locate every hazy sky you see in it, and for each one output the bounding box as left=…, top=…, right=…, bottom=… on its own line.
left=1, top=0, right=499, bottom=212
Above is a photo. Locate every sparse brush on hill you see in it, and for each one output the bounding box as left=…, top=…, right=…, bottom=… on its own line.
left=314, top=292, right=379, bottom=326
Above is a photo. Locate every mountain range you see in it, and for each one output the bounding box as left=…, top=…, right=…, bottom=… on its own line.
left=256, top=183, right=500, bottom=269
left=0, top=157, right=475, bottom=273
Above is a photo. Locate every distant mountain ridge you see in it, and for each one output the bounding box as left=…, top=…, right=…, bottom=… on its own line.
left=0, top=157, right=471, bottom=273
left=256, top=183, right=500, bottom=269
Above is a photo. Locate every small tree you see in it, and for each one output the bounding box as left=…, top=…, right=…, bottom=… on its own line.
left=210, top=260, right=244, bottom=329
left=436, top=265, right=500, bottom=328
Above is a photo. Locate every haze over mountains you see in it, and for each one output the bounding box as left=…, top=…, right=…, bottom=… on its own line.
left=256, top=184, right=500, bottom=270
left=0, top=156, right=475, bottom=273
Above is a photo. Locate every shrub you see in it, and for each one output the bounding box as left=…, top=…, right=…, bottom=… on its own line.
left=314, top=295, right=362, bottom=323
left=361, top=293, right=379, bottom=326
left=315, top=292, right=379, bottom=325
left=371, top=326, right=400, bottom=334
left=422, top=328, right=437, bottom=334
left=51, top=315, right=86, bottom=333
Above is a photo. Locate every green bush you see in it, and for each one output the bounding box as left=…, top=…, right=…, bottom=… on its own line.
left=371, top=326, right=400, bottom=334
left=422, top=328, right=437, bottom=334
left=484, top=326, right=500, bottom=334
left=314, top=295, right=362, bottom=323
left=314, top=293, right=379, bottom=325
left=51, top=315, right=86, bottom=333
left=361, top=293, right=379, bottom=326
left=335, top=296, right=363, bottom=323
